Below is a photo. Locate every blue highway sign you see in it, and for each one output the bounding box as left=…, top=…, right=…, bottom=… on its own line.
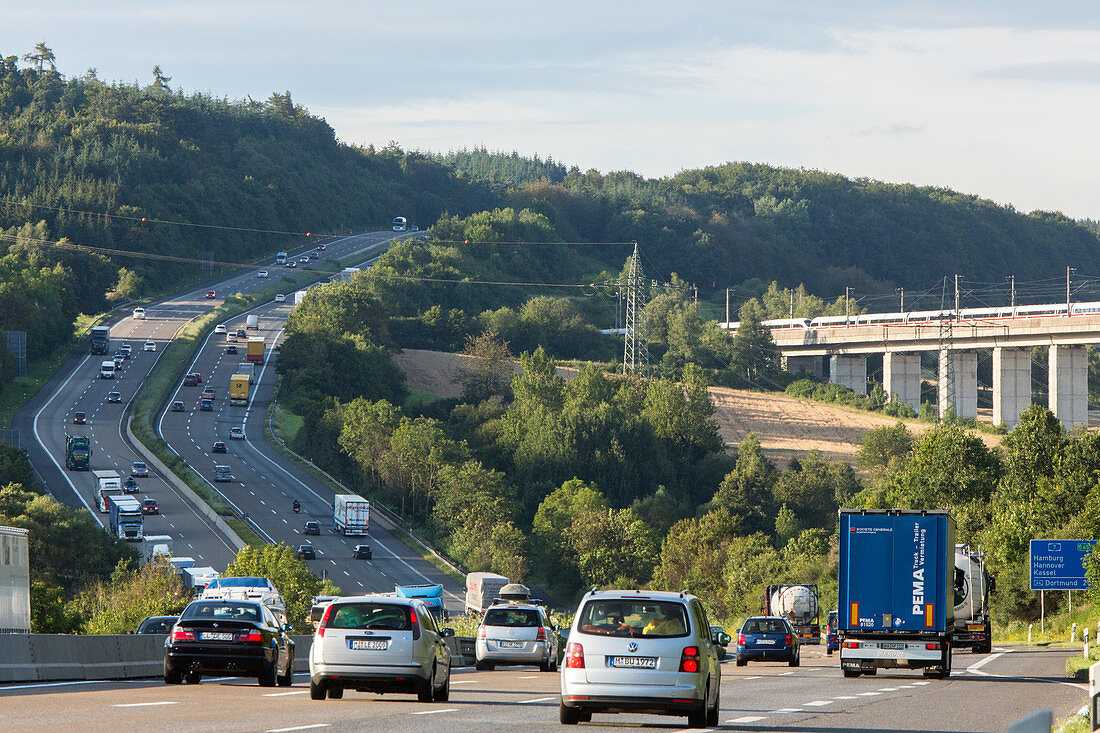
left=1030, top=539, right=1096, bottom=590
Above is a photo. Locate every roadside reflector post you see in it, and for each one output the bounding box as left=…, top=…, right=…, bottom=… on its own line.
left=1028, top=624, right=1033, bottom=643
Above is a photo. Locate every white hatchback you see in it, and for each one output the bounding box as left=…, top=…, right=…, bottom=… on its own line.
left=258, top=270, right=268, bottom=278
left=309, top=595, right=454, bottom=701
left=560, top=590, right=722, bottom=727
left=274, top=293, right=285, bottom=303
left=143, top=341, right=156, bottom=352
left=214, top=324, right=227, bottom=334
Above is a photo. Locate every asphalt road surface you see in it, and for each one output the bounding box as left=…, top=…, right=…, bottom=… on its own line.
left=0, top=645, right=1083, bottom=732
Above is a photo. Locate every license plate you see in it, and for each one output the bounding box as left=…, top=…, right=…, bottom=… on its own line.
left=200, top=632, right=234, bottom=641
left=880, top=642, right=904, bottom=649
left=350, top=639, right=387, bottom=651
left=968, top=624, right=984, bottom=632
left=755, top=639, right=775, bottom=645
left=499, top=640, right=523, bottom=649
left=610, top=656, right=657, bottom=669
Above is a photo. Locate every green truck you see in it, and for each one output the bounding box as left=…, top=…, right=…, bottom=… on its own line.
left=65, top=435, right=91, bottom=471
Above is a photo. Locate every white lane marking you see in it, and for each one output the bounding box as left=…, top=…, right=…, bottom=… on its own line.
left=449, top=680, right=479, bottom=684
left=877, top=687, right=899, bottom=691
left=770, top=708, right=802, bottom=713
left=263, top=690, right=310, bottom=697
left=896, top=685, right=915, bottom=689
left=803, top=700, right=833, bottom=706
left=744, top=675, right=762, bottom=680
left=834, top=695, right=857, bottom=700
left=913, top=681, right=932, bottom=686
left=965, top=651, right=1004, bottom=676
left=857, top=691, right=882, bottom=696
left=114, top=701, right=178, bottom=707
left=410, top=708, right=458, bottom=715
left=265, top=725, right=330, bottom=733
left=728, top=717, right=767, bottom=723
left=518, top=675, right=539, bottom=679
left=778, top=671, right=794, bottom=676
left=518, top=697, right=556, bottom=703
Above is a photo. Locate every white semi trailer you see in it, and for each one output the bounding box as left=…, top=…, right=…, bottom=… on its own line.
left=0, top=526, right=30, bottom=633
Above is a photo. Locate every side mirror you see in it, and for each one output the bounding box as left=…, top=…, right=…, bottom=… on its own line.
left=717, top=632, right=732, bottom=646
left=440, top=628, right=455, bottom=638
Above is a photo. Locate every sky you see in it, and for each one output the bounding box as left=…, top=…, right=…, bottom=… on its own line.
left=5, top=1, right=1100, bottom=218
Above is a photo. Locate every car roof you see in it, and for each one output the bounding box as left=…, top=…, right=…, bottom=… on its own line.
left=582, top=589, right=694, bottom=603
left=485, top=602, right=544, bottom=612
left=331, top=594, right=421, bottom=607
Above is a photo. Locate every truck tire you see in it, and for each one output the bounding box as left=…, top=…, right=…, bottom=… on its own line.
left=842, top=668, right=862, bottom=678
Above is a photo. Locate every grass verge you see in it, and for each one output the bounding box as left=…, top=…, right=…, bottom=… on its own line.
left=225, top=518, right=266, bottom=549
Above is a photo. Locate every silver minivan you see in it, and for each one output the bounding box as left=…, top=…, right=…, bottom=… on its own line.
left=559, top=589, right=721, bottom=727
left=309, top=595, right=454, bottom=701
left=475, top=601, right=559, bottom=671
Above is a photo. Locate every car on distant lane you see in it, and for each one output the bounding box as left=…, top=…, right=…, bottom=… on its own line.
left=142, top=498, right=159, bottom=515
left=73, top=411, right=86, bottom=424
left=131, top=461, right=149, bottom=477
left=229, top=426, right=245, bottom=440
left=353, top=545, right=373, bottom=560
left=143, top=341, right=156, bottom=352
left=136, top=616, right=177, bottom=635
left=274, top=293, right=286, bottom=303
left=303, top=521, right=320, bottom=536
left=258, top=270, right=268, bottom=278
left=205, top=290, right=216, bottom=299
left=735, top=616, right=799, bottom=667
left=106, top=391, right=122, bottom=403
left=123, top=476, right=139, bottom=493
left=296, top=544, right=316, bottom=560
left=171, top=400, right=185, bottom=412
left=212, top=441, right=227, bottom=454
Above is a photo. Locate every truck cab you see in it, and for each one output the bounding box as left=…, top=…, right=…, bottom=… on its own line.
left=99, top=360, right=116, bottom=378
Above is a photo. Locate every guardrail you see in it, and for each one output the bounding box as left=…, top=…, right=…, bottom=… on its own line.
left=0, top=634, right=474, bottom=683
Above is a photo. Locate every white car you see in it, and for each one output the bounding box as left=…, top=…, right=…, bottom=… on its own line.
left=309, top=595, right=454, bottom=701
left=559, top=589, right=722, bottom=727
left=132, top=307, right=146, bottom=320
left=214, top=324, right=227, bottom=334
left=274, top=294, right=286, bottom=303
left=258, top=270, right=268, bottom=278
left=475, top=601, right=559, bottom=671
left=229, top=426, right=245, bottom=440
left=143, top=341, right=157, bottom=352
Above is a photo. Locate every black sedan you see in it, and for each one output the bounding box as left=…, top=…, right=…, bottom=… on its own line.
left=353, top=544, right=373, bottom=560
left=164, top=600, right=294, bottom=686
left=296, top=544, right=316, bottom=560
left=212, top=441, right=227, bottom=454
left=137, top=616, right=178, bottom=635
left=303, top=521, right=320, bottom=536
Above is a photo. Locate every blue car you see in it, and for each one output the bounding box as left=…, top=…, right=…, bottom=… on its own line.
left=736, top=616, right=800, bottom=667
left=826, top=610, right=840, bottom=655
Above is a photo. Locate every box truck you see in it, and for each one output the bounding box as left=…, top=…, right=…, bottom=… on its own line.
left=838, top=508, right=955, bottom=679
left=395, top=583, right=447, bottom=624
left=333, top=494, right=370, bottom=535
left=246, top=336, right=264, bottom=364
left=92, top=469, right=122, bottom=512
left=181, top=566, right=220, bottom=592
left=65, top=434, right=91, bottom=470
left=236, top=362, right=255, bottom=384
left=0, top=525, right=30, bottom=633
left=229, top=374, right=249, bottom=406
left=246, top=314, right=259, bottom=330
left=465, top=572, right=509, bottom=614
left=765, top=584, right=820, bottom=644
left=99, top=360, right=116, bottom=378
left=952, top=544, right=994, bottom=654
left=107, top=494, right=144, bottom=541
left=90, top=326, right=110, bottom=355
left=140, top=535, right=174, bottom=564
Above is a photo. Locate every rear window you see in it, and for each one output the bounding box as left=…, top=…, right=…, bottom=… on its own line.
left=484, top=607, right=541, bottom=627
left=183, top=602, right=261, bottom=622
left=327, top=603, right=412, bottom=631
left=577, top=599, right=689, bottom=638
left=742, top=618, right=790, bottom=635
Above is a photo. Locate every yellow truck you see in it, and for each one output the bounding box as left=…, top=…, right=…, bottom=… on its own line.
left=246, top=336, right=264, bottom=364
left=229, top=374, right=249, bottom=406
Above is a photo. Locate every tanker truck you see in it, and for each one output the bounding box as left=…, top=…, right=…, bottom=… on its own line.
left=765, top=584, right=820, bottom=644
left=952, top=544, right=994, bottom=654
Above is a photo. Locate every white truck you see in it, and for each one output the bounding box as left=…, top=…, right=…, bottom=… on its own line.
left=764, top=584, right=820, bottom=643
left=236, top=362, right=256, bottom=384
left=140, top=535, right=174, bottom=564
left=92, top=469, right=123, bottom=513
left=246, top=314, right=259, bottom=330
left=953, top=544, right=994, bottom=654
left=181, top=566, right=220, bottom=592
left=334, top=494, right=370, bottom=536
left=464, top=572, right=510, bottom=614
left=99, top=360, right=116, bottom=378
left=0, top=525, right=30, bottom=633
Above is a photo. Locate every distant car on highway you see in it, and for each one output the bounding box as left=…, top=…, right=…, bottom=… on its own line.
left=475, top=599, right=559, bottom=672
left=132, top=307, right=146, bottom=320
left=213, top=465, right=233, bottom=482
left=258, top=270, right=268, bottom=278
left=183, top=373, right=200, bottom=386
left=131, top=461, right=149, bottom=477
left=225, top=343, right=238, bottom=355
left=106, top=391, right=122, bottom=403
left=236, top=328, right=247, bottom=339
left=825, top=610, right=839, bottom=655
left=316, top=244, right=326, bottom=251
left=171, top=400, right=185, bottom=412
left=298, top=256, right=309, bottom=264
left=274, top=293, right=286, bottom=303
left=296, top=544, right=316, bottom=560
left=303, top=521, right=320, bottom=536
left=353, top=545, right=373, bottom=560
left=309, top=251, right=318, bottom=259
left=73, top=411, right=86, bottom=424
left=202, top=388, right=216, bottom=401
left=142, top=498, right=159, bottom=515
left=119, top=343, right=132, bottom=358
left=212, top=441, right=227, bottom=454
left=736, top=616, right=799, bottom=667
left=215, top=324, right=227, bottom=334
left=286, top=261, right=296, bottom=268
left=136, top=616, right=177, bottom=635
left=143, top=341, right=156, bottom=352
left=205, top=290, right=216, bottom=299
left=229, top=426, right=245, bottom=440
left=122, top=476, right=139, bottom=493
left=112, top=354, right=125, bottom=367
left=308, top=595, right=453, bottom=701
left=164, top=599, right=293, bottom=687
left=200, top=399, right=213, bottom=412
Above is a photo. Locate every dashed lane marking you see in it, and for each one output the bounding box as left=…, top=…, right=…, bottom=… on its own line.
left=803, top=700, right=833, bottom=706
left=518, top=697, right=556, bottom=704
left=769, top=708, right=803, bottom=713
left=263, top=691, right=310, bottom=697
left=114, top=701, right=178, bottom=707
left=410, top=709, right=457, bottom=715
left=728, top=717, right=766, bottom=723
left=857, top=691, right=882, bottom=696
left=265, top=725, right=330, bottom=733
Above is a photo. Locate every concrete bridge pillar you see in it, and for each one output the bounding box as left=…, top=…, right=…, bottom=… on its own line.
left=1049, top=345, right=1088, bottom=429
left=992, top=347, right=1031, bottom=429
left=830, top=355, right=866, bottom=395
left=938, top=349, right=977, bottom=420
left=883, top=352, right=921, bottom=413
left=784, top=355, right=824, bottom=379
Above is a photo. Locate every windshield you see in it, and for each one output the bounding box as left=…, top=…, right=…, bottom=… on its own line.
left=183, top=602, right=261, bottom=622
left=577, top=599, right=689, bottom=638
left=742, top=618, right=790, bottom=635
left=208, top=577, right=269, bottom=589
left=327, top=602, right=412, bottom=631
left=484, top=607, right=540, bottom=627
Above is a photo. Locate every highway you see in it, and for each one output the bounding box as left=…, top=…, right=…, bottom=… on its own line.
left=0, top=645, right=1083, bottom=732
left=14, top=231, right=403, bottom=572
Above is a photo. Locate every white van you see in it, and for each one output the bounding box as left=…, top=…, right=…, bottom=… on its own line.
left=132, top=307, right=146, bottom=320
left=99, top=360, right=116, bottom=378
left=246, top=314, right=259, bottom=330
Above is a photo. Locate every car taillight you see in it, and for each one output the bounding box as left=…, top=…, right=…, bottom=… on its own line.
left=565, top=642, right=585, bottom=668
left=238, top=630, right=263, bottom=642
left=478, top=625, right=486, bottom=639
left=785, top=635, right=792, bottom=644
left=170, top=629, right=194, bottom=642
left=843, top=641, right=859, bottom=649
left=317, top=603, right=334, bottom=637
left=536, top=627, right=547, bottom=642
left=679, top=646, right=700, bottom=673
left=409, top=608, right=420, bottom=640
left=926, top=642, right=940, bottom=650
left=737, top=633, right=745, bottom=645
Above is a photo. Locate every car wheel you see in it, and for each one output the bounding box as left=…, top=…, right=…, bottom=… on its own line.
left=560, top=702, right=580, bottom=725
left=550, top=653, right=558, bottom=672
left=328, top=686, right=343, bottom=699
left=578, top=711, right=592, bottom=723
left=827, top=648, right=833, bottom=656
left=310, top=680, right=326, bottom=700
left=706, top=677, right=720, bottom=726
left=735, top=656, right=747, bottom=667
left=418, top=665, right=436, bottom=702
left=540, top=656, right=552, bottom=672
left=277, top=651, right=293, bottom=687
left=258, top=653, right=277, bottom=687
left=164, top=667, right=182, bottom=685
left=434, top=670, right=450, bottom=702
left=789, top=650, right=800, bottom=667
left=687, top=687, right=708, bottom=728
left=185, top=672, right=201, bottom=684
